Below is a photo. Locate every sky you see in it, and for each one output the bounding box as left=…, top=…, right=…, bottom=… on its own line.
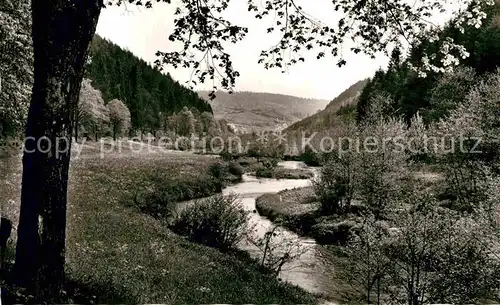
left=96, top=2, right=392, bottom=100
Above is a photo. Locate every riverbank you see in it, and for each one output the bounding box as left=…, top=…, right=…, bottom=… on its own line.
left=1, top=146, right=316, bottom=303
left=256, top=187, right=364, bottom=245
left=255, top=187, right=318, bottom=232
left=254, top=186, right=364, bottom=304
left=229, top=155, right=315, bottom=180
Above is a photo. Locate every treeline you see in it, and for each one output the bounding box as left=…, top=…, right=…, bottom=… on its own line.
left=357, top=1, right=500, bottom=124
left=77, top=78, right=231, bottom=141
left=85, top=35, right=212, bottom=134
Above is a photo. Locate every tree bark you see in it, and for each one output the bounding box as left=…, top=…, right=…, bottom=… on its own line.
left=74, top=114, right=79, bottom=143
left=14, top=0, right=102, bottom=300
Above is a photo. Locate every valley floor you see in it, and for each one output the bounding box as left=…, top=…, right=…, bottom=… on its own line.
left=1, top=142, right=315, bottom=303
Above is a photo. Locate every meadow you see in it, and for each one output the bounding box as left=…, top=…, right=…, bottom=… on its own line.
left=0, top=141, right=315, bottom=303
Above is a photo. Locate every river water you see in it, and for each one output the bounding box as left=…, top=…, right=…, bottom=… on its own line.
left=221, top=161, right=338, bottom=302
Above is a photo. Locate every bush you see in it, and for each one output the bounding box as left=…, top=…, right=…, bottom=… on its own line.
left=237, top=157, right=257, bottom=167
left=247, top=147, right=264, bottom=158
left=313, top=157, right=357, bottom=215
left=220, top=150, right=236, bottom=161
left=170, top=194, right=249, bottom=251
left=228, top=162, right=245, bottom=177
left=310, top=219, right=360, bottom=245
left=208, top=161, right=228, bottom=192
left=255, top=167, right=274, bottom=178
left=299, top=146, right=321, bottom=167
left=131, top=179, right=219, bottom=218
left=175, top=136, right=191, bottom=151
left=261, top=158, right=278, bottom=168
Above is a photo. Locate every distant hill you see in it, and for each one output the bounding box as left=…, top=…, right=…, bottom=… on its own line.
left=284, top=79, right=369, bottom=133
left=87, top=35, right=212, bottom=132
left=198, top=90, right=329, bottom=133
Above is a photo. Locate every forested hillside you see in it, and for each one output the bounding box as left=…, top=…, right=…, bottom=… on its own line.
left=357, top=2, right=500, bottom=123
left=199, top=90, right=329, bottom=133
left=0, top=0, right=31, bottom=137
left=284, top=79, right=368, bottom=133
left=86, top=35, right=212, bottom=133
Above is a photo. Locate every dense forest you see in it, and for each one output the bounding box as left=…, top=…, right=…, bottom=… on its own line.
left=357, top=2, right=500, bottom=124
left=85, top=35, right=213, bottom=133
left=0, top=30, right=213, bottom=138
left=284, top=79, right=368, bottom=133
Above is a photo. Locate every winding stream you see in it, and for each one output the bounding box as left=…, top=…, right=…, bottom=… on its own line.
left=221, top=161, right=338, bottom=302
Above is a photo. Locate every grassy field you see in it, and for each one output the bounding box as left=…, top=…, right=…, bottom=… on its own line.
left=1, top=142, right=316, bottom=303
left=256, top=187, right=318, bottom=221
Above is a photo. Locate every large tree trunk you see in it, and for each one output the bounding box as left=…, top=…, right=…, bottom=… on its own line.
left=74, top=115, right=79, bottom=143
left=14, top=0, right=102, bottom=300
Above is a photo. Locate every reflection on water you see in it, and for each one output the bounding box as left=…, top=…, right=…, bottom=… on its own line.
left=222, top=162, right=336, bottom=300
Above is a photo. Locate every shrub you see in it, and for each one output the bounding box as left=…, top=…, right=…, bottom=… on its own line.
left=247, top=146, right=264, bottom=158
left=339, top=216, right=392, bottom=304
left=208, top=161, right=228, bottom=192
left=262, top=158, right=278, bottom=168
left=268, top=144, right=286, bottom=159
left=314, top=157, right=357, bottom=215
left=273, top=168, right=314, bottom=180
left=170, top=194, right=249, bottom=251
left=131, top=179, right=219, bottom=218
left=385, top=194, right=500, bottom=305
left=220, top=150, right=236, bottom=161
left=310, top=219, right=360, bottom=245
left=228, top=162, right=244, bottom=177
left=237, top=157, right=256, bottom=167
left=299, top=146, right=321, bottom=166
left=175, top=136, right=191, bottom=151
left=255, top=167, right=274, bottom=178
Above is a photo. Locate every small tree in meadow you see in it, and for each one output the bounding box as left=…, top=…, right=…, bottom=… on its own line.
left=107, top=99, right=131, bottom=141
left=199, top=111, right=215, bottom=135
left=170, top=194, right=249, bottom=251
left=177, top=106, right=196, bottom=137
left=78, top=78, right=110, bottom=141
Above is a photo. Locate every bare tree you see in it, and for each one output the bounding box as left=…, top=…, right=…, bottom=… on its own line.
left=77, top=78, right=110, bottom=141
left=247, top=225, right=309, bottom=276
